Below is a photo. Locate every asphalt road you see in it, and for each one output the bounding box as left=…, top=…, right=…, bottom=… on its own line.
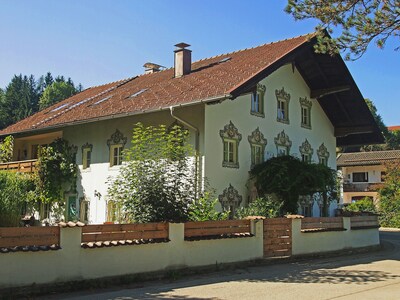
left=50, top=230, right=400, bottom=300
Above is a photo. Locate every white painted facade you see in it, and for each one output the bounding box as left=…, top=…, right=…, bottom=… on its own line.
left=13, top=64, right=338, bottom=223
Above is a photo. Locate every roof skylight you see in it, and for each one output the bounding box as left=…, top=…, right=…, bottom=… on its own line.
left=51, top=103, right=70, bottom=112
left=92, top=96, right=112, bottom=106
left=219, top=57, right=231, bottom=63
left=129, top=89, right=148, bottom=98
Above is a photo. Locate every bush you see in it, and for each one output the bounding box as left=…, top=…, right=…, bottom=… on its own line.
left=108, top=123, right=198, bottom=223
left=189, top=192, right=229, bottom=221
left=344, top=197, right=377, bottom=213
left=379, top=161, right=400, bottom=227
left=0, top=171, right=35, bottom=227
left=235, top=197, right=282, bottom=219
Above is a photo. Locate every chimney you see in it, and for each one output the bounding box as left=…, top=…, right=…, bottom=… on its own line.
left=143, top=62, right=163, bottom=74
left=174, top=42, right=191, bottom=78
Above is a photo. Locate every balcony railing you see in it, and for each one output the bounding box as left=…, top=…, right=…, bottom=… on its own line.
left=343, top=183, right=383, bottom=193
left=0, top=159, right=38, bottom=173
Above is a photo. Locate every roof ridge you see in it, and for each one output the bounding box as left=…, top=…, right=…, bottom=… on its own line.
left=193, top=32, right=315, bottom=64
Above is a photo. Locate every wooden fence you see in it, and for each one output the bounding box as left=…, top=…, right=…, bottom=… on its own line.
left=184, top=219, right=251, bottom=240
left=81, top=223, right=169, bottom=245
left=350, top=216, right=379, bottom=229
left=0, top=159, right=37, bottom=173
left=0, top=226, right=59, bottom=248
left=264, top=218, right=292, bottom=257
left=301, top=217, right=344, bottom=232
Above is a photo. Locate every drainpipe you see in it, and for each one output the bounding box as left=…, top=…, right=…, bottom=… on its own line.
left=169, top=106, right=200, bottom=197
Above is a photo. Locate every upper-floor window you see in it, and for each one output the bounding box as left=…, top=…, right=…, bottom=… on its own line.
left=353, top=172, right=368, bottom=182
left=275, top=87, right=290, bottom=124
left=107, top=129, right=127, bottom=167
left=251, top=83, right=266, bottom=117
left=248, top=127, right=267, bottom=167
left=220, top=121, right=242, bottom=168
left=317, top=143, right=330, bottom=166
left=81, top=143, right=93, bottom=169
left=299, top=139, right=313, bottom=163
left=300, top=97, right=312, bottom=129
left=274, top=130, right=292, bottom=156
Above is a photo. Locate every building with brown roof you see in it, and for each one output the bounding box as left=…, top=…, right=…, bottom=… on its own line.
left=0, top=33, right=383, bottom=223
left=337, top=150, right=400, bottom=204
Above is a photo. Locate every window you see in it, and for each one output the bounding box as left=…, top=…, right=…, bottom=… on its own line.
left=79, top=198, right=90, bottom=223
left=274, top=130, right=292, bottom=156
left=218, top=184, right=243, bottom=218
left=353, top=172, right=368, bottom=182
left=317, top=143, right=330, bottom=166
left=67, top=195, right=77, bottom=221
left=300, top=97, right=312, bottom=129
left=107, top=200, right=120, bottom=223
left=81, top=143, right=93, bottom=169
left=248, top=127, right=267, bottom=167
left=110, top=144, right=123, bottom=167
left=220, top=121, right=242, bottom=168
left=224, top=139, right=237, bottom=164
left=107, top=129, right=127, bottom=167
left=275, top=87, right=290, bottom=124
left=250, top=83, right=266, bottom=117
left=299, top=139, right=313, bottom=163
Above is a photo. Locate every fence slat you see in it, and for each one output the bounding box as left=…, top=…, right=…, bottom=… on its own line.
left=184, top=220, right=249, bottom=229
left=0, top=226, right=60, bottom=248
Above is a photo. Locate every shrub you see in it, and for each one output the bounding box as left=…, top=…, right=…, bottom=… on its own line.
left=189, top=192, right=229, bottom=221
left=235, top=197, right=281, bottom=219
left=0, top=171, right=35, bottom=227
left=344, top=197, right=377, bottom=213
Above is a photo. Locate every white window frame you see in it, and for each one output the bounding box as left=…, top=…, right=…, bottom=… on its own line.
left=110, top=144, right=123, bottom=167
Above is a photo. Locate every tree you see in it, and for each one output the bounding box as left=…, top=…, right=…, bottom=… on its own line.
left=379, top=160, right=400, bottom=227
left=285, top=1, right=400, bottom=60
left=39, top=81, right=77, bottom=110
left=0, top=75, right=40, bottom=128
left=250, top=155, right=337, bottom=215
left=107, top=123, right=198, bottom=223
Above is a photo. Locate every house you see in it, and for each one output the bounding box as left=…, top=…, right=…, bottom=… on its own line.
left=337, top=150, right=400, bottom=205
left=0, top=33, right=383, bottom=223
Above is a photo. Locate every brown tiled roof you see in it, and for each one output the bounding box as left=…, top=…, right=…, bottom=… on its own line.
left=337, top=150, right=400, bottom=167
left=388, top=125, right=400, bottom=131
left=0, top=34, right=314, bottom=136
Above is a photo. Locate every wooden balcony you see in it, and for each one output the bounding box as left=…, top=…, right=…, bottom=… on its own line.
left=343, top=183, right=383, bottom=193
left=0, top=159, right=38, bottom=173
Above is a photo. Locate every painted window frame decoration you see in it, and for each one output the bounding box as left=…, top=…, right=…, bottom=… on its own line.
left=107, top=129, right=127, bottom=167
left=218, top=184, right=243, bottom=217
left=275, top=87, right=290, bottom=124
left=248, top=127, right=267, bottom=167
left=274, top=130, right=292, bottom=156
left=250, top=83, right=266, bottom=117
left=220, top=121, right=242, bottom=168
left=79, top=196, right=90, bottom=223
left=317, top=143, right=330, bottom=166
left=299, top=139, right=314, bottom=163
left=81, top=142, right=93, bottom=170
left=300, top=96, right=312, bottom=129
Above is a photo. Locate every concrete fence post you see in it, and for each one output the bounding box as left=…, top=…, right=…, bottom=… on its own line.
left=291, top=218, right=302, bottom=256
left=343, top=217, right=351, bottom=231
left=59, top=226, right=83, bottom=279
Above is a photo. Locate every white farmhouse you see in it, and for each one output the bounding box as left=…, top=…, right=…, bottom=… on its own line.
left=0, top=33, right=383, bottom=223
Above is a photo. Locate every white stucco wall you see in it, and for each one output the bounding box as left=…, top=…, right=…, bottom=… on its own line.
left=291, top=218, right=380, bottom=256
left=62, top=106, right=205, bottom=224
left=204, top=64, right=336, bottom=213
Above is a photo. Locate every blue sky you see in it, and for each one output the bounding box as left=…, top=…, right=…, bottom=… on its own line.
left=0, top=0, right=398, bottom=125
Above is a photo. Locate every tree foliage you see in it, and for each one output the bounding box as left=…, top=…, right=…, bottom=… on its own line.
left=108, top=123, right=198, bottom=223
left=0, top=172, right=35, bottom=227
left=250, top=155, right=337, bottom=215
left=39, top=81, right=77, bottom=110
left=0, top=135, right=14, bottom=163
left=285, top=0, right=400, bottom=60
left=0, top=73, right=82, bottom=130
left=343, top=197, right=377, bottom=213
left=379, top=160, right=400, bottom=227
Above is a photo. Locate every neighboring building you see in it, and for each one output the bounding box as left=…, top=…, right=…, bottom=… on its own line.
left=0, top=33, right=383, bottom=223
left=388, top=125, right=400, bottom=132
left=337, top=150, right=400, bottom=205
